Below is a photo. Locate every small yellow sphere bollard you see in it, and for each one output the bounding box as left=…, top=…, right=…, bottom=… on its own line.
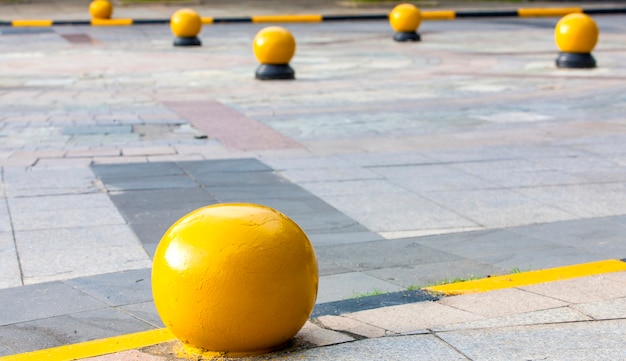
left=253, top=26, right=296, bottom=80
left=170, top=8, right=203, bottom=47
left=152, top=203, right=318, bottom=357
left=389, top=3, right=422, bottom=42
left=554, top=13, right=599, bottom=68
left=89, top=0, right=113, bottom=20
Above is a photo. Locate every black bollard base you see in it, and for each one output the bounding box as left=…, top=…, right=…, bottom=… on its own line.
left=173, top=36, right=202, bottom=47
left=556, top=52, right=596, bottom=69
left=393, top=31, right=421, bottom=42
left=255, top=64, right=295, bottom=80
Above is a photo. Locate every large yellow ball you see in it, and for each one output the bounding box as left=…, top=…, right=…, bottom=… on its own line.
left=152, top=203, right=318, bottom=356
left=253, top=26, right=296, bottom=65
left=389, top=3, right=422, bottom=32
left=170, top=8, right=202, bottom=38
left=89, top=0, right=113, bottom=20
left=555, top=13, right=598, bottom=53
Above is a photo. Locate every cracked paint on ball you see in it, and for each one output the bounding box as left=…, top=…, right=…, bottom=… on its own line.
left=152, top=203, right=318, bottom=356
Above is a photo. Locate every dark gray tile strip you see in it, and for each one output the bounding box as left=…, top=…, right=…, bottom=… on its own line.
left=311, top=290, right=438, bottom=318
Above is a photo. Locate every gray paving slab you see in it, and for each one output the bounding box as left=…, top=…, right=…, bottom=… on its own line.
left=439, top=319, right=626, bottom=361
left=0, top=308, right=154, bottom=354
left=317, top=272, right=404, bottom=304
left=15, top=224, right=151, bottom=284
left=91, top=162, right=185, bottom=180
left=64, top=268, right=152, bottom=307
left=520, top=274, right=626, bottom=304
left=433, top=306, right=592, bottom=332
left=0, top=232, right=21, bottom=289
left=0, top=200, right=10, bottom=233
left=572, top=297, right=626, bottom=320
left=324, top=191, right=480, bottom=233
left=276, top=334, right=468, bottom=361
left=439, top=288, right=569, bottom=318
left=0, top=282, right=106, bottom=326
left=118, top=301, right=164, bottom=329
left=364, top=260, right=507, bottom=289
left=3, top=166, right=99, bottom=197
left=315, top=238, right=464, bottom=271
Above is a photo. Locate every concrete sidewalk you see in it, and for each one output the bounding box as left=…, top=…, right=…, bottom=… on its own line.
left=1, top=0, right=626, bottom=360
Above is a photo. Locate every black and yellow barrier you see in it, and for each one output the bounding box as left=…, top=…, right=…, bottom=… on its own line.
left=0, top=7, right=625, bottom=27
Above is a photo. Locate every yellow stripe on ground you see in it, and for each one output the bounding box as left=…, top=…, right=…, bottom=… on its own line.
left=517, top=7, right=583, bottom=17
left=201, top=17, right=214, bottom=24
left=427, top=259, right=626, bottom=295
left=422, top=10, right=456, bottom=20
left=11, top=19, right=53, bottom=27
left=90, top=18, right=134, bottom=26
left=252, top=14, right=323, bottom=23
left=0, top=328, right=174, bottom=361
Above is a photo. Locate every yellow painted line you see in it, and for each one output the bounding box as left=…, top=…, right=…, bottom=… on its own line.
left=427, top=259, right=626, bottom=295
left=0, top=328, right=175, bottom=361
left=252, top=14, right=323, bottom=23
left=517, top=7, right=583, bottom=17
left=90, top=18, right=134, bottom=26
left=201, top=16, right=214, bottom=24
left=422, top=10, right=456, bottom=20
left=11, top=19, right=53, bottom=27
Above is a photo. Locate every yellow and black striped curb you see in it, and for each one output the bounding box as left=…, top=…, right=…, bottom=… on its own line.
left=0, top=258, right=624, bottom=361
left=1, top=7, right=625, bottom=27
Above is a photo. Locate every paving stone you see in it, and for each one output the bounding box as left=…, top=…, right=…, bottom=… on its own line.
left=313, top=290, right=438, bottom=318
left=439, top=319, right=626, bottom=361
left=8, top=193, right=117, bottom=212
left=572, top=297, right=626, bottom=320
left=10, top=204, right=126, bottom=231
left=91, top=162, right=185, bottom=181
left=96, top=174, right=201, bottom=192
left=413, top=228, right=561, bottom=270
left=315, top=239, right=463, bottom=271
left=520, top=274, right=626, bottom=304
left=421, top=188, right=576, bottom=229
left=433, top=306, right=592, bottom=332
left=279, top=334, right=467, bottom=361
left=0, top=344, right=11, bottom=357
left=16, top=225, right=151, bottom=284
left=0, top=232, right=21, bottom=289
left=3, top=166, right=99, bottom=197
left=374, top=163, right=496, bottom=192
left=108, top=188, right=217, bottom=211
left=177, top=158, right=272, bottom=173
left=294, top=322, right=354, bottom=347
left=0, top=308, right=153, bottom=353
left=346, top=301, right=483, bottom=332
left=507, top=217, right=626, bottom=259
left=439, top=288, right=569, bottom=318
left=62, top=125, right=132, bottom=135
left=317, top=272, right=405, bottom=304
left=315, top=315, right=388, bottom=338
left=119, top=301, right=164, bottom=328
left=364, top=260, right=507, bottom=288
left=81, top=350, right=167, bottom=361
left=308, top=231, right=383, bottom=247
left=323, top=191, right=479, bottom=233
left=0, top=281, right=106, bottom=326
left=64, top=269, right=152, bottom=307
